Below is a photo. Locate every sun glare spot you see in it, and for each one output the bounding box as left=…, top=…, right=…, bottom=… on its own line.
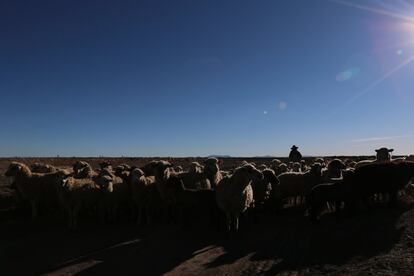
left=336, top=67, right=360, bottom=82
left=278, top=101, right=287, bottom=110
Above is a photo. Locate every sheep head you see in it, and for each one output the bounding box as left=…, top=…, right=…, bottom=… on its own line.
left=130, top=168, right=145, bottom=183
left=95, top=175, right=114, bottom=193
left=238, top=164, right=264, bottom=182
left=99, top=161, right=112, bottom=170
left=72, top=161, right=90, bottom=174
left=262, top=169, right=279, bottom=186
left=203, top=158, right=220, bottom=175
left=375, top=147, right=393, bottom=162
left=5, top=162, right=31, bottom=177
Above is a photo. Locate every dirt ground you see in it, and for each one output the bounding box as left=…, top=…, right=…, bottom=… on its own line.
left=1, top=157, right=414, bottom=276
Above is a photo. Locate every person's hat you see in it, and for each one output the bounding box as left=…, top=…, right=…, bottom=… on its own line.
left=291, top=145, right=299, bottom=150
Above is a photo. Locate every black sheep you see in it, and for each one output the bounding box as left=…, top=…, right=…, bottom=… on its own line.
left=167, top=175, right=219, bottom=227
left=349, top=161, right=414, bottom=207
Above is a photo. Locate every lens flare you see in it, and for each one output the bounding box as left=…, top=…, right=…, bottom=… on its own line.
left=278, top=101, right=287, bottom=110
left=336, top=67, right=360, bottom=82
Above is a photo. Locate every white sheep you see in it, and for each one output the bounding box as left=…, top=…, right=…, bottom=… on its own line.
left=4, top=162, right=67, bottom=220
left=273, top=163, right=324, bottom=207
left=216, top=164, right=263, bottom=231
left=95, top=170, right=130, bottom=223
left=58, top=176, right=100, bottom=229
left=203, top=157, right=223, bottom=189
left=188, top=162, right=204, bottom=173
left=72, top=161, right=96, bottom=179
left=151, top=160, right=175, bottom=203
left=30, top=163, right=57, bottom=173
left=291, top=162, right=301, bottom=172
left=129, top=168, right=159, bottom=225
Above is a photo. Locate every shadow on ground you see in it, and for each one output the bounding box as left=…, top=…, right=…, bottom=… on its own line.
left=0, top=204, right=410, bottom=276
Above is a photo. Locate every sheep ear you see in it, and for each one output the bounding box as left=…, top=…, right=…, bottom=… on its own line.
left=375, top=149, right=379, bottom=152
left=389, top=149, right=394, bottom=152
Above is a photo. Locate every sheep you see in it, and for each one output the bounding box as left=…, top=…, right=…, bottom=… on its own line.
left=141, top=160, right=171, bottom=176
left=270, top=159, right=282, bottom=173
left=114, top=165, right=131, bottom=183
left=240, top=160, right=250, bottom=167
left=203, top=157, right=222, bottom=189
left=216, top=164, right=264, bottom=231
left=291, top=162, right=301, bottom=172
left=173, top=166, right=184, bottom=173
left=251, top=169, right=279, bottom=209
left=347, top=161, right=414, bottom=207
left=151, top=160, right=175, bottom=202
left=129, top=168, right=160, bottom=225
left=4, top=162, right=68, bottom=220
left=300, top=160, right=308, bottom=172
left=355, top=147, right=393, bottom=168
left=72, top=161, right=96, bottom=179
left=271, top=159, right=282, bottom=167
left=406, top=155, right=414, bottom=162
left=118, top=163, right=131, bottom=171
left=167, top=174, right=218, bottom=227
left=272, top=163, right=324, bottom=207
left=95, top=171, right=130, bottom=223
left=98, top=161, right=112, bottom=170
left=30, top=163, right=57, bottom=173
left=276, top=163, right=288, bottom=175
left=307, top=169, right=354, bottom=222
left=179, top=169, right=211, bottom=190
left=322, top=159, right=346, bottom=181
left=57, top=176, right=101, bottom=229
left=189, top=162, right=204, bottom=173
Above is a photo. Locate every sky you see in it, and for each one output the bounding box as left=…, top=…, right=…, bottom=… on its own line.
left=1, top=0, right=414, bottom=157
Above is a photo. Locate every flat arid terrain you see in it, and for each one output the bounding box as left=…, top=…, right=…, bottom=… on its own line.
left=1, top=157, right=414, bottom=275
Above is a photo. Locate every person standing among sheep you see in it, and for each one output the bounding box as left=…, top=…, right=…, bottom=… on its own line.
left=289, top=145, right=302, bottom=163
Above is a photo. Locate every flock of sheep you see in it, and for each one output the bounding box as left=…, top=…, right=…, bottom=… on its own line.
left=4, top=147, right=414, bottom=231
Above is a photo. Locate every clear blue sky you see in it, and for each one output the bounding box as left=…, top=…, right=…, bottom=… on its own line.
left=1, top=0, right=414, bottom=157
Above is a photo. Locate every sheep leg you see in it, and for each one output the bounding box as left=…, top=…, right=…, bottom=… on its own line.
left=234, top=215, right=239, bottom=232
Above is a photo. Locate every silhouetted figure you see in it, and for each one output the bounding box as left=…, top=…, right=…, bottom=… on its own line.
left=289, top=145, right=302, bottom=162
